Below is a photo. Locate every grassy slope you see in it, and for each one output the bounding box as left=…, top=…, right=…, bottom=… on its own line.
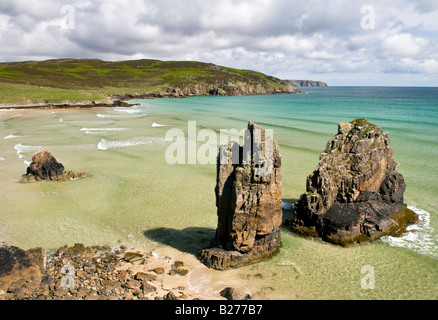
left=0, top=59, right=294, bottom=105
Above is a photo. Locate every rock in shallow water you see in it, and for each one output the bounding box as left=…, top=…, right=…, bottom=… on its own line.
left=291, top=119, right=418, bottom=246
left=199, top=122, right=283, bottom=270
left=20, top=148, right=86, bottom=182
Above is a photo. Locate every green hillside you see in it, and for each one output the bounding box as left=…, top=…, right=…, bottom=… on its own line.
left=0, top=59, right=299, bottom=106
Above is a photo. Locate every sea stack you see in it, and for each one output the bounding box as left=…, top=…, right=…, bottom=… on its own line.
left=291, top=119, right=418, bottom=246
left=21, top=148, right=86, bottom=182
left=199, top=122, right=283, bottom=270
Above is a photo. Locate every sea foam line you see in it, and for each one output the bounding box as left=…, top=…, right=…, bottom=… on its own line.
left=114, top=107, right=145, bottom=114
left=14, top=144, right=42, bottom=159
left=151, top=123, right=170, bottom=128
left=96, top=114, right=145, bottom=119
left=81, top=127, right=129, bottom=135
left=97, top=137, right=166, bottom=150
left=380, top=205, right=438, bottom=258
left=4, top=134, right=24, bottom=140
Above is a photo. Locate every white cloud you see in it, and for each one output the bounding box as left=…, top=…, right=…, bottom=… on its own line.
left=0, top=0, right=437, bottom=85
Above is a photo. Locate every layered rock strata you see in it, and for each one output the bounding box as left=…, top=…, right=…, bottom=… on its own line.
left=291, top=119, right=418, bottom=246
left=21, top=148, right=86, bottom=183
left=199, top=122, right=283, bottom=270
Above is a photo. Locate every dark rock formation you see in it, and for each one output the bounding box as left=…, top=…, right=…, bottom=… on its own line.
left=220, top=287, right=252, bottom=300
left=0, top=246, right=45, bottom=296
left=199, top=122, right=283, bottom=270
left=21, top=148, right=86, bottom=183
left=284, top=80, right=328, bottom=87
left=291, top=119, right=418, bottom=246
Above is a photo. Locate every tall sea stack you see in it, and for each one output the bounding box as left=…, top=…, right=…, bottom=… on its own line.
left=199, top=122, right=283, bottom=270
left=291, top=119, right=418, bottom=246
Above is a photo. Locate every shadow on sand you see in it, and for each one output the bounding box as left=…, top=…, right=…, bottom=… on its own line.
left=144, top=199, right=298, bottom=256
left=143, top=227, right=216, bottom=256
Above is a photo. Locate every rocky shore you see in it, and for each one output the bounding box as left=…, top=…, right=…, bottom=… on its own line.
left=0, top=99, right=134, bottom=110
left=0, top=243, right=207, bottom=301
left=0, top=84, right=301, bottom=110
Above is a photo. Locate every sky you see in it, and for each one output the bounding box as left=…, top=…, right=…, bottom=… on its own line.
left=0, top=0, right=437, bottom=86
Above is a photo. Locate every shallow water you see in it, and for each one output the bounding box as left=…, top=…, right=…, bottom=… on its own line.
left=0, top=87, right=437, bottom=299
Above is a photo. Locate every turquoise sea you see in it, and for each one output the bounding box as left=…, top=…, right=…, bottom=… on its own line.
left=0, top=87, right=437, bottom=299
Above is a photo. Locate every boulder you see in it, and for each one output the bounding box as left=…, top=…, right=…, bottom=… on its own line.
left=291, top=119, right=418, bottom=246
left=0, top=246, right=45, bottom=296
left=199, top=122, right=282, bottom=269
left=20, top=148, right=86, bottom=182
left=220, top=287, right=252, bottom=300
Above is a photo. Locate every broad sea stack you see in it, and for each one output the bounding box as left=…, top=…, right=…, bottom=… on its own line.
left=21, top=148, right=86, bottom=182
left=291, top=119, right=418, bottom=246
left=199, top=122, right=283, bottom=270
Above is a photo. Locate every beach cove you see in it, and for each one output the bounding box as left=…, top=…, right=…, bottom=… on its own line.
left=1, top=87, right=437, bottom=300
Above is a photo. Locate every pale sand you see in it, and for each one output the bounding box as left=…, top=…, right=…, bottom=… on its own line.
left=117, top=244, right=253, bottom=300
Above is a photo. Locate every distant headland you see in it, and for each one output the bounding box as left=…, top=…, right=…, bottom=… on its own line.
left=0, top=59, right=303, bottom=109
left=284, top=80, right=328, bottom=87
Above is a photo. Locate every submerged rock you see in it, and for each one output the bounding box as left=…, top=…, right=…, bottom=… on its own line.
left=291, top=119, right=418, bottom=246
left=199, top=122, right=282, bottom=270
left=20, top=148, right=86, bottom=183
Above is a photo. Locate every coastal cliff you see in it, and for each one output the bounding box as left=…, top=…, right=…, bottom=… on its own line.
left=284, top=80, right=327, bottom=87
left=290, top=119, right=418, bottom=246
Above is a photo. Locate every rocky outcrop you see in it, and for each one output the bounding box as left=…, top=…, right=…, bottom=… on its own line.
left=290, top=119, right=418, bottom=246
left=0, top=243, right=203, bottom=300
left=285, top=80, right=328, bottom=87
left=199, top=122, right=283, bottom=270
left=0, top=246, right=45, bottom=297
left=20, top=148, right=86, bottom=183
left=112, top=81, right=302, bottom=100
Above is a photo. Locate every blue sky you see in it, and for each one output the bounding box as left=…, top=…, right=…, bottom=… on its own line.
left=0, top=0, right=437, bottom=86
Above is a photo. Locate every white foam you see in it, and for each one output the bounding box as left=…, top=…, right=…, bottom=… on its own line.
left=4, top=134, right=23, bottom=140
left=151, top=123, right=170, bottom=128
left=81, top=127, right=128, bottom=135
left=97, top=137, right=165, bottom=150
left=97, top=113, right=144, bottom=118
left=60, top=119, right=114, bottom=125
left=380, top=205, right=438, bottom=258
left=114, top=107, right=144, bottom=114
left=14, top=144, right=42, bottom=159
left=0, top=157, right=5, bottom=161
left=188, top=266, right=215, bottom=298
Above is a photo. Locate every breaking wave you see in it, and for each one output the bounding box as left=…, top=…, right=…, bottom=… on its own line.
left=114, top=107, right=145, bottom=114
left=14, top=144, right=42, bottom=159
left=4, top=134, right=24, bottom=140
left=151, top=123, right=170, bottom=128
left=380, top=205, right=438, bottom=259
left=81, top=128, right=129, bottom=135
left=97, top=137, right=166, bottom=150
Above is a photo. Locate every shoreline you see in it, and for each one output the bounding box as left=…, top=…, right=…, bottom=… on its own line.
left=0, top=100, right=134, bottom=110
left=0, top=91, right=303, bottom=110
left=0, top=242, right=252, bottom=301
